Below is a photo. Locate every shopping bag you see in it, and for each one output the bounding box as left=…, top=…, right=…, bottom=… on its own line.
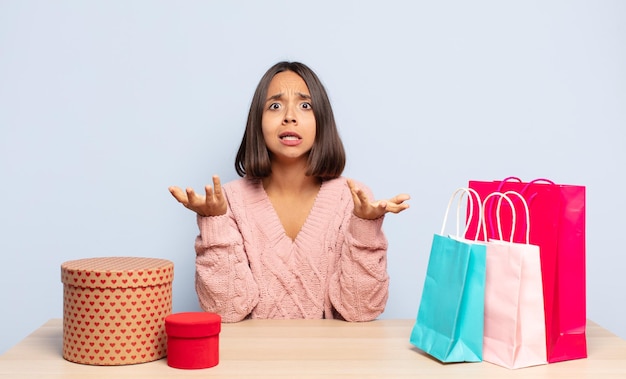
left=481, top=191, right=547, bottom=369
left=410, top=188, right=486, bottom=362
left=466, top=177, right=586, bottom=363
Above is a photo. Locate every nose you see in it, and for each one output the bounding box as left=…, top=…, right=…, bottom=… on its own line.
left=282, top=104, right=297, bottom=124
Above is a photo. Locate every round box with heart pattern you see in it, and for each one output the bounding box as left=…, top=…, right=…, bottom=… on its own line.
left=61, top=257, right=174, bottom=365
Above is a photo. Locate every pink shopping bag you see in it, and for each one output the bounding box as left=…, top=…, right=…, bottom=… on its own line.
left=481, top=191, right=547, bottom=369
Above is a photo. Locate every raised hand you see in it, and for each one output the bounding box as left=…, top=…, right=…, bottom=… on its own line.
left=347, top=179, right=410, bottom=220
left=169, top=175, right=228, bottom=217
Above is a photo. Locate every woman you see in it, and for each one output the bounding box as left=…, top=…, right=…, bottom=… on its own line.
left=169, top=61, right=409, bottom=322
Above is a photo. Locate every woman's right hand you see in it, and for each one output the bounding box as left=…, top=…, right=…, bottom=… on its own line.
left=169, top=175, right=228, bottom=217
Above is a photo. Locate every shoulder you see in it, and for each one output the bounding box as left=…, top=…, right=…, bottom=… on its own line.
left=223, top=177, right=262, bottom=193
left=222, top=177, right=264, bottom=205
left=320, top=176, right=348, bottom=195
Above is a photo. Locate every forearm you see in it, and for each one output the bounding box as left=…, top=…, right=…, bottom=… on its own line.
left=330, top=214, right=389, bottom=322
left=194, top=213, right=259, bottom=322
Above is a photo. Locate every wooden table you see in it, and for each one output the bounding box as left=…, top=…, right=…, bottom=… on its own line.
left=1, top=319, right=625, bottom=378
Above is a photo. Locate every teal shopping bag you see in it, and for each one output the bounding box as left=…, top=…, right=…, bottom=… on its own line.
left=410, top=188, right=487, bottom=362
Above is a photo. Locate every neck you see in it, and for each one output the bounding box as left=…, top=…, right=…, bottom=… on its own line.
left=262, top=160, right=320, bottom=195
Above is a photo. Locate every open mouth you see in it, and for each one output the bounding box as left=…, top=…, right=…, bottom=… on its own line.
left=279, top=132, right=301, bottom=141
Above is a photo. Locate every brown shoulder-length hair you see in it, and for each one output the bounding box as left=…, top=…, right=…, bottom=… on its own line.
left=234, top=61, right=346, bottom=179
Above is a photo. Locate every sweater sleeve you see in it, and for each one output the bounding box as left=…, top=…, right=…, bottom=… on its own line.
left=194, top=209, right=259, bottom=322
left=329, top=190, right=390, bottom=322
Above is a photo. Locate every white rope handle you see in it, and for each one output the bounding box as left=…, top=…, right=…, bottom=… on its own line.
left=501, top=190, right=531, bottom=244
left=440, top=187, right=482, bottom=240
left=481, top=192, right=516, bottom=242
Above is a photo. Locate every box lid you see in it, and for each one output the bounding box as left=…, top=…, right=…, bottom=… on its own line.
left=61, top=256, right=174, bottom=289
left=165, top=312, right=221, bottom=338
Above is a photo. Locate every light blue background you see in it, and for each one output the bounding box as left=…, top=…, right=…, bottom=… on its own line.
left=1, top=0, right=624, bottom=354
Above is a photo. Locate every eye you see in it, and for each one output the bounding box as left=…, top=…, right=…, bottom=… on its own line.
left=300, top=102, right=312, bottom=110
left=268, top=103, right=281, bottom=110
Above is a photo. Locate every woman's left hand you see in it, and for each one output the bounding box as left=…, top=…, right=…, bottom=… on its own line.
left=347, top=179, right=410, bottom=220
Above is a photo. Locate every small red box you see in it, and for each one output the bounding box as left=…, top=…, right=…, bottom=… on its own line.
left=165, top=312, right=221, bottom=369
left=61, top=257, right=174, bottom=365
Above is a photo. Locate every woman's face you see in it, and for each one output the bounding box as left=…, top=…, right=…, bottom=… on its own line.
left=261, top=70, right=316, bottom=165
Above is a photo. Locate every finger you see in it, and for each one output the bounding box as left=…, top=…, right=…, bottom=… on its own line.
left=169, top=186, right=188, bottom=204
left=346, top=179, right=355, bottom=191
left=212, top=175, right=223, bottom=200
left=204, top=184, right=215, bottom=203
left=347, top=180, right=368, bottom=202
left=387, top=202, right=410, bottom=214
left=356, top=187, right=370, bottom=205
left=186, top=187, right=202, bottom=206
left=388, top=193, right=411, bottom=205
left=347, top=180, right=361, bottom=207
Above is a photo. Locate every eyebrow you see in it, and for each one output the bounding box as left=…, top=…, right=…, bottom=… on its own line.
left=265, top=92, right=312, bottom=102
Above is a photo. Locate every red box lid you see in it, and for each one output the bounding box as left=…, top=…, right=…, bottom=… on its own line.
left=165, top=312, right=221, bottom=338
